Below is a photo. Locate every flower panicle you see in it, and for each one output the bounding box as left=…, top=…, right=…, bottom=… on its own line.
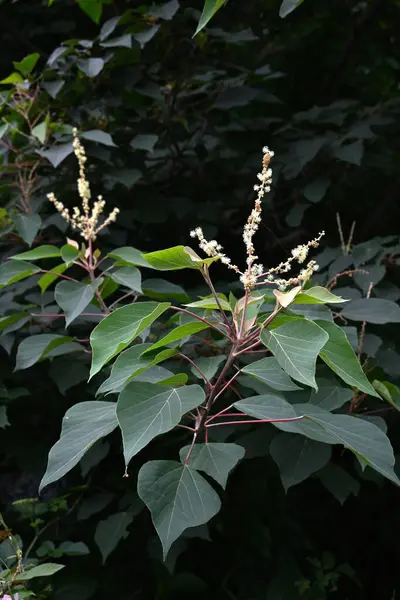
left=47, top=128, right=119, bottom=241
left=190, top=145, right=324, bottom=291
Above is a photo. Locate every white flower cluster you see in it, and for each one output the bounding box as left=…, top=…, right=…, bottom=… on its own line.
left=190, top=146, right=324, bottom=291
left=47, top=129, right=119, bottom=242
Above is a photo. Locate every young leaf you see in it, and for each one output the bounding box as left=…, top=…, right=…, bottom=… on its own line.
left=241, top=357, right=301, bottom=392
left=13, top=52, right=40, bottom=75
left=294, top=286, right=348, bottom=305
left=179, top=443, right=245, bottom=488
left=316, top=321, right=380, bottom=397
left=261, top=320, right=329, bottom=389
left=78, top=0, right=103, bottom=23
left=15, top=334, right=80, bottom=371
left=38, top=263, right=68, bottom=293
left=110, top=266, right=142, bottom=293
left=143, top=321, right=210, bottom=354
left=39, top=402, right=118, bottom=492
left=117, top=383, right=205, bottom=464
left=138, top=460, right=221, bottom=558
left=270, top=433, right=331, bottom=490
left=60, top=244, right=79, bottom=266
left=55, top=280, right=97, bottom=327
left=11, top=245, right=61, bottom=260
left=32, top=120, right=47, bottom=144
left=89, top=302, right=170, bottom=378
left=94, top=512, right=133, bottom=564
left=185, top=298, right=232, bottom=311
left=97, top=344, right=177, bottom=395
left=194, top=0, right=227, bottom=36
left=0, top=260, right=40, bottom=286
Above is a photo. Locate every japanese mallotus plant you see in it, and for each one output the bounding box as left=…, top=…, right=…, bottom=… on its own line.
left=2, top=132, right=398, bottom=560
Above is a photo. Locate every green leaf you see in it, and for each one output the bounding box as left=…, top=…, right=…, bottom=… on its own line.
left=78, top=0, right=103, bottom=23
left=109, top=247, right=150, bottom=268
left=60, top=244, right=79, bottom=266
left=143, top=279, right=189, bottom=303
left=261, top=320, right=329, bottom=389
left=319, top=464, right=360, bottom=505
left=0, top=72, right=24, bottom=84
left=309, top=378, right=353, bottom=410
left=15, top=334, right=80, bottom=371
left=0, top=405, right=9, bottom=428
left=81, top=129, right=116, bottom=147
left=130, top=133, right=158, bottom=152
left=190, top=356, right=225, bottom=382
left=38, top=263, right=68, bottom=293
left=14, top=214, right=41, bottom=246
left=38, top=142, right=73, bottom=168
left=11, top=245, right=61, bottom=260
left=143, top=321, right=210, bottom=354
left=0, top=260, right=40, bottom=286
left=117, top=383, right=205, bottom=464
left=77, top=58, right=104, bottom=78
left=32, top=120, right=47, bottom=143
left=39, top=401, right=117, bottom=492
left=303, top=178, right=330, bottom=204
left=13, top=52, right=40, bottom=75
left=372, top=380, right=400, bottom=411
left=185, top=298, right=231, bottom=311
left=138, top=460, right=221, bottom=558
left=179, top=443, right=245, bottom=488
left=316, top=321, right=380, bottom=397
left=270, top=433, right=331, bottom=490
left=110, top=266, right=142, bottom=293
left=142, top=245, right=217, bottom=271
left=94, top=512, right=133, bottom=564
left=55, top=280, right=97, bottom=327
left=241, top=357, right=301, bottom=392
left=16, top=562, right=64, bottom=580
left=294, top=286, right=348, bottom=305
left=341, top=298, right=400, bottom=324
left=0, top=312, right=29, bottom=334
left=89, top=302, right=170, bottom=379
left=97, top=344, right=177, bottom=395
left=194, top=0, right=227, bottom=36
left=334, top=140, right=364, bottom=166
left=279, top=0, right=305, bottom=18
left=234, top=393, right=298, bottom=421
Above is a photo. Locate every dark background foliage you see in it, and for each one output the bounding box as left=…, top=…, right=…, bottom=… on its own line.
left=1, top=0, right=400, bottom=598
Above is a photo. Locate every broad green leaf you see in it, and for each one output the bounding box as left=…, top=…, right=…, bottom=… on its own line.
left=15, top=334, right=80, bottom=371
left=32, top=120, right=47, bottom=143
left=316, top=321, right=380, bottom=397
left=89, top=302, right=170, bottom=378
left=81, top=129, right=117, bottom=147
left=138, top=460, right=221, bottom=558
left=39, top=402, right=117, bottom=492
left=97, top=344, right=177, bottom=395
left=279, top=0, right=305, bottom=18
left=60, top=244, right=79, bottom=266
left=143, top=321, right=209, bottom=354
left=319, top=464, right=360, bottom=505
left=94, top=512, right=133, bottom=564
left=13, top=52, right=40, bottom=75
left=303, top=178, right=330, bottom=203
left=130, top=133, right=158, bottom=151
left=99, top=16, right=120, bottom=41
left=372, top=380, right=400, bottom=411
left=55, top=280, right=97, bottom=327
left=108, top=247, right=150, bottom=268
left=179, top=443, right=245, bottom=488
left=142, top=245, right=218, bottom=271
left=185, top=298, right=231, bottom=311
left=38, top=263, right=68, bottom=293
left=261, top=320, right=329, bottom=389
left=77, top=492, right=114, bottom=520
left=334, top=140, right=364, bottom=166
left=11, top=245, right=60, bottom=260
left=234, top=393, right=298, bottom=421
left=294, top=286, right=348, bottom=305
left=77, top=57, right=104, bottom=78
left=309, top=378, right=353, bottom=410
left=14, top=214, right=41, bottom=246
left=16, top=562, right=64, bottom=580
left=117, top=382, right=205, bottom=464
left=270, top=433, right=331, bottom=490
left=78, top=0, right=102, bottom=23
left=143, top=279, right=189, bottom=303
left=38, top=142, right=73, bottom=168
left=0, top=72, right=24, bottom=84
left=190, top=355, right=225, bottom=382
left=241, top=357, right=301, bottom=392
left=110, top=266, right=142, bottom=293
left=194, top=0, right=227, bottom=36
left=0, top=312, right=29, bottom=334
left=341, top=298, right=400, bottom=324
left=0, top=260, right=40, bottom=286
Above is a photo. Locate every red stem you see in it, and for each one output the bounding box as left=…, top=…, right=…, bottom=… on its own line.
left=206, top=416, right=304, bottom=428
